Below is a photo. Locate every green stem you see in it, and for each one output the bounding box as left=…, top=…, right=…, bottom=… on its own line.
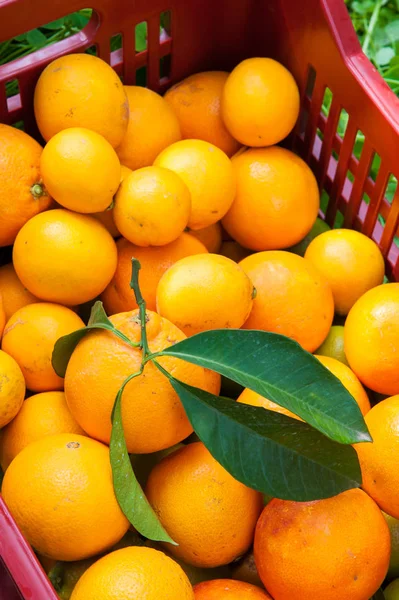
left=129, top=258, right=150, bottom=356
left=362, top=0, right=382, bottom=55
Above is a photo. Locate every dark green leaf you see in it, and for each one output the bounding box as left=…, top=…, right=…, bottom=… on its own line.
left=110, top=383, right=176, bottom=544
left=69, top=13, right=90, bottom=29
left=52, top=301, right=138, bottom=377
left=160, top=330, right=371, bottom=444
left=26, top=29, right=47, bottom=47
left=40, top=18, right=67, bottom=30
left=169, top=378, right=362, bottom=501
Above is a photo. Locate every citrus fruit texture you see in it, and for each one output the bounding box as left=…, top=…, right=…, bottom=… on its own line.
left=0, top=349, right=25, bottom=429
left=92, top=164, right=132, bottom=237
left=384, top=512, right=399, bottom=580
left=0, top=263, right=38, bottom=321
left=2, top=433, right=129, bottom=560
left=237, top=387, right=300, bottom=421
left=220, top=241, right=252, bottom=262
left=222, top=147, right=319, bottom=251
left=194, top=579, right=272, bottom=599
left=34, top=53, right=129, bottom=148
left=187, top=222, right=223, bottom=253
left=385, top=579, right=399, bottom=600
left=0, top=294, right=5, bottom=340
left=315, top=325, right=348, bottom=366
left=231, top=550, right=264, bottom=588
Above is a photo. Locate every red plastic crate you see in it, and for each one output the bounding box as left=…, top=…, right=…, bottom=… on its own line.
left=1, top=0, right=399, bottom=597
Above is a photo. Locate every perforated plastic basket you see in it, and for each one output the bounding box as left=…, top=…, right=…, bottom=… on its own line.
left=1, top=0, right=399, bottom=597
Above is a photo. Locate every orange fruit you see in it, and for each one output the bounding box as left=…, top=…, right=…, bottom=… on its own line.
left=345, top=283, right=399, bottom=395
left=356, top=395, right=399, bottom=519
left=13, top=209, right=117, bottom=306
left=314, top=354, right=370, bottom=415
left=154, top=139, right=236, bottom=230
left=34, top=54, right=129, bottom=148
left=92, top=164, right=132, bottom=237
left=254, top=489, right=390, bottom=600
left=0, top=294, right=5, bottom=340
left=237, top=387, right=301, bottom=421
left=187, top=222, right=223, bottom=254
left=2, top=303, right=84, bottom=392
left=315, top=324, right=349, bottom=366
left=65, top=310, right=216, bottom=453
left=385, top=579, right=399, bottom=600
left=0, top=263, right=38, bottom=321
left=0, top=391, right=85, bottom=471
left=1, top=433, right=129, bottom=560
left=101, top=234, right=207, bottom=314
left=156, top=254, right=254, bottom=336
left=231, top=550, right=264, bottom=588
left=0, top=124, right=51, bottom=247
left=239, top=251, right=334, bottom=352
left=222, top=147, right=319, bottom=251
left=221, top=57, right=300, bottom=147
left=164, top=71, right=241, bottom=157
left=0, top=349, right=25, bottom=429
left=220, top=241, right=251, bottom=263
left=305, top=229, right=385, bottom=315
left=384, top=512, right=399, bottom=580
left=114, top=166, right=191, bottom=246
left=145, top=442, right=263, bottom=567
left=194, top=579, right=271, bottom=599
left=70, top=546, right=194, bottom=600
left=116, top=86, right=181, bottom=170
left=40, top=128, right=121, bottom=213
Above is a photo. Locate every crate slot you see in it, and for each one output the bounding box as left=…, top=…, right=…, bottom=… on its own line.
left=135, top=22, right=148, bottom=53
left=85, top=44, right=98, bottom=56
left=135, top=65, right=147, bottom=87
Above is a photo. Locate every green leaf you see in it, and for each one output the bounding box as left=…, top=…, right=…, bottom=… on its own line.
left=375, top=47, right=395, bottom=65
left=386, top=19, right=399, bottom=41
left=26, top=29, right=47, bottom=47
left=110, top=382, right=176, bottom=544
left=40, top=18, right=67, bottom=30
left=135, top=22, right=147, bottom=52
left=52, top=301, right=138, bottom=377
left=169, top=378, right=362, bottom=501
left=159, top=330, right=371, bottom=444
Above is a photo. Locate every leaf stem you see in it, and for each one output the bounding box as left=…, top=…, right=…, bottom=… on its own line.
left=129, top=258, right=150, bottom=356
left=362, top=0, right=382, bottom=55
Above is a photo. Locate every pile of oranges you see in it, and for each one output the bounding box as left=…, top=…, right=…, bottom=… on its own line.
left=1, top=51, right=399, bottom=600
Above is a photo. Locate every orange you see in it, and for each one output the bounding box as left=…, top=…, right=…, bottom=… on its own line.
left=1, top=433, right=129, bottom=560
left=91, top=164, right=132, bottom=237
left=2, top=303, right=84, bottom=392
left=0, top=391, right=85, bottom=471
left=34, top=54, right=129, bottom=148
left=356, top=395, right=399, bottom=519
left=0, top=349, right=25, bottom=429
left=0, top=124, right=51, bottom=247
left=238, top=387, right=301, bottom=421
left=386, top=580, right=399, bottom=600
left=0, top=294, right=5, bottom=340
left=222, top=147, right=319, bottom=251
left=116, top=86, right=181, bottom=170
left=305, top=229, right=385, bottom=315
left=145, top=442, right=263, bottom=567
left=220, top=241, right=251, bottom=263
left=239, top=251, right=334, bottom=352
left=345, top=283, right=399, bottom=395
left=101, top=234, right=207, bottom=314
left=194, top=579, right=271, bottom=599
left=221, top=57, right=300, bottom=147
left=315, top=324, right=349, bottom=366
left=314, top=354, right=370, bottom=415
left=156, top=254, right=254, bottom=336
left=254, top=489, right=390, bottom=600
left=40, top=128, right=121, bottom=213
left=154, top=139, right=236, bottom=230
left=70, top=546, right=194, bottom=600
left=0, top=263, right=38, bottom=321
left=114, top=166, right=191, bottom=246
left=384, top=512, right=399, bottom=580
left=231, top=550, right=264, bottom=588
left=164, top=71, right=241, bottom=157
left=13, top=209, right=117, bottom=306
left=65, top=310, right=217, bottom=453
left=187, top=222, right=223, bottom=254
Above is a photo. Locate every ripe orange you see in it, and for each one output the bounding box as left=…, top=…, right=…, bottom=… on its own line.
left=237, top=387, right=300, bottom=421
left=70, top=546, right=194, bottom=600
left=156, top=254, right=254, bottom=336
left=116, top=86, right=181, bottom=170
left=239, top=251, right=334, bottom=352
left=0, top=294, right=5, bottom=340
left=1, top=433, right=129, bottom=560
left=315, top=325, right=348, bottom=366
left=92, top=164, right=131, bottom=237
left=34, top=54, right=129, bottom=148
left=0, top=349, right=25, bottom=429
left=101, top=234, right=207, bottom=314
left=194, top=579, right=271, bottom=599
left=254, top=489, right=390, bottom=600
left=305, top=229, right=385, bottom=315
left=145, top=442, right=263, bottom=567
left=164, top=71, right=241, bottom=157
left=113, top=166, right=191, bottom=246
left=2, top=303, right=84, bottom=392
left=0, top=124, right=51, bottom=247
left=154, top=139, right=236, bottom=230
left=220, top=241, right=252, bottom=262
left=40, top=127, right=121, bottom=213
left=187, top=222, right=223, bottom=254
left=345, top=283, right=399, bottom=394
left=0, top=263, right=38, bottom=321
left=356, top=395, right=399, bottom=519
left=222, top=147, right=319, bottom=250
left=221, top=57, right=300, bottom=147
left=315, top=355, right=370, bottom=415
left=65, top=310, right=216, bottom=453
left=0, top=391, right=85, bottom=471
left=13, top=209, right=117, bottom=306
